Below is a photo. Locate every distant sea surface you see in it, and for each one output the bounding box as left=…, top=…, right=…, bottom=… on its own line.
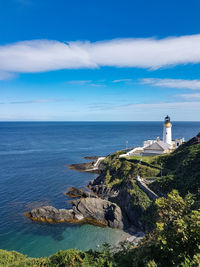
left=0, top=121, right=200, bottom=257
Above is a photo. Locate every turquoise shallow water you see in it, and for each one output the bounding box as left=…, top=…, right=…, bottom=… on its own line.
left=0, top=121, right=199, bottom=257
left=2, top=223, right=129, bottom=257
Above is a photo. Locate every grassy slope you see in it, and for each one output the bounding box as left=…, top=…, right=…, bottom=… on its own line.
left=150, top=142, right=200, bottom=195
left=102, top=152, right=161, bottom=186
left=100, top=152, right=161, bottom=229
left=101, top=152, right=160, bottom=209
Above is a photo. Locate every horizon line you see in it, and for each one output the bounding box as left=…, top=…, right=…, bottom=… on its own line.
left=0, top=120, right=200, bottom=123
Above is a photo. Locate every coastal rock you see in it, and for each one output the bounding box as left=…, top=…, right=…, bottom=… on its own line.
left=72, top=197, right=124, bottom=229
left=26, top=206, right=74, bottom=223
left=26, top=198, right=124, bottom=229
left=88, top=179, right=145, bottom=229
left=66, top=187, right=97, bottom=198
left=84, top=156, right=100, bottom=160
left=67, top=162, right=97, bottom=172
left=88, top=183, right=119, bottom=200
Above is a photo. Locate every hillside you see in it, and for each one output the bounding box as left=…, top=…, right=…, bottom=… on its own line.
left=150, top=132, right=200, bottom=195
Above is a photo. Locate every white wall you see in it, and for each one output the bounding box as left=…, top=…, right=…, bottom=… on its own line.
left=163, top=126, right=172, bottom=145
left=143, top=149, right=163, bottom=155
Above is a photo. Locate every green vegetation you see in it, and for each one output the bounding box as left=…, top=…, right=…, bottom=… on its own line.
left=128, top=180, right=152, bottom=211
left=0, top=249, right=46, bottom=266
left=113, top=190, right=200, bottom=266
left=102, top=152, right=161, bottom=187
left=150, top=142, right=200, bottom=195
left=101, top=152, right=161, bottom=229
left=127, top=155, right=160, bottom=165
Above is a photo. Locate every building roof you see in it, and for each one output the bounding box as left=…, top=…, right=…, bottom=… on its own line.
left=144, top=141, right=171, bottom=151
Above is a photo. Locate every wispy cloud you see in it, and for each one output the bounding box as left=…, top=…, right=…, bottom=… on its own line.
left=176, top=93, right=200, bottom=99
left=89, top=102, right=117, bottom=110
left=141, top=78, right=200, bottom=90
left=67, top=80, right=92, bottom=85
left=66, top=80, right=105, bottom=87
left=89, top=100, right=200, bottom=112
left=2, top=98, right=70, bottom=105
left=123, top=101, right=200, bottom=111
left=112, top=79, right=133, bottom=83
left=2, top=34, right=200, bottom=75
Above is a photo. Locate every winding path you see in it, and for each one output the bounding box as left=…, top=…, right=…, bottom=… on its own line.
left=136, top=176, right=158, bottom=201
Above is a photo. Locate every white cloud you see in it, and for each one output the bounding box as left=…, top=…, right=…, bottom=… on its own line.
left=112, top=79, right=133, bottom=83
left=66, top=80, right=105, bottom=87
left=67, top=80, right=92, bottom=85
left=1, top=98, right=70, bottom=104
left=141, top=78, right=200, bottom=90
left=0, top=40, right=97, bottom=73
left=176, top=93, right=200, bottom=99
left=88, top=100, right=200, bottom=112
left=2, top=34, right=200, bottom=74
left=124, top=101, right=200, bottom=110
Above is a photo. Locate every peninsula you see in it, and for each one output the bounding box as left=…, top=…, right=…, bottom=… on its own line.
left=26, top=125, right=200, bottom=237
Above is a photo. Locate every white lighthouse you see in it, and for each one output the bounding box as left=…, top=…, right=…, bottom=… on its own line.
left=163, top=115, right=172, bottom=145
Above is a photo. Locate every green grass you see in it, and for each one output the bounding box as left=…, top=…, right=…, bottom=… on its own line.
left=127, top=155, right=159, bottom=164
left=128, top=180, right=152, bottom=211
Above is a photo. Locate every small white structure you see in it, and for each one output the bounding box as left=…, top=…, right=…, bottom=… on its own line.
left=163, top=115, right=172, bottom=145
left=143, top=140, right=171, bottom=155
left=143, top=137, right=160, bottom=148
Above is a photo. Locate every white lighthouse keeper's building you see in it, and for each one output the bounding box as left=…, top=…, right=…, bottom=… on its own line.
left=163, top=115, right=172, bottom=145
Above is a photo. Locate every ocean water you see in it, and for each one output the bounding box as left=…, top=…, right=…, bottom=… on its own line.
left=0, top=121, right=200, bottom=257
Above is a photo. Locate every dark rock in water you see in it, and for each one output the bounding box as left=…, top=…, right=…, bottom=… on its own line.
left=26, top=198, right=124, bottom=229
left=66, top=187, right=97, bottom=198
left=72, top=197, right=124, bottom=229
left=67, top=162, right=94, bottom=172
left=84, top=156, right=100, bottom=160
left=67, top=162, right=100, bottom=173
left=26, top=206, right=74, bottom=223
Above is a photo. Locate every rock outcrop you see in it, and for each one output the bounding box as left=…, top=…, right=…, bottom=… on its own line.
left=88, top=177, right=146, bottom=229
left=26, top=197, right=124, bottom=229
left=67, top=162, right=95, bottom=172
left=72, top=197, right=124, bottom=229
left=26, top=206, right=74, bottom=223
left=66, top=187, right=97, bottom=198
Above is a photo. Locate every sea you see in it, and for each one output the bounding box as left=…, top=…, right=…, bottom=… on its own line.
left=0, top=121, right=199, bottom=257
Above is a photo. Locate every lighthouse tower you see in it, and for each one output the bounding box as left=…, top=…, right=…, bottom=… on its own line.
left=163, top=115, right=172, bottom=145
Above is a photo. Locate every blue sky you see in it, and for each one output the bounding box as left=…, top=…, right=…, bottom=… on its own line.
left=1, top=0, right=200, bottom=121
